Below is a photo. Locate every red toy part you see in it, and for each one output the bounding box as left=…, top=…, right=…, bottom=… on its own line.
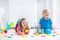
left=15, top=24, right=18, bottom=32
left=4, top=30, right=8, bottom=33
left=24, top=28, right=29, bottom=34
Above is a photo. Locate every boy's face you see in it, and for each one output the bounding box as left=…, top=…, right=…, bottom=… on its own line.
left=43, top=9, right=49, bottom=18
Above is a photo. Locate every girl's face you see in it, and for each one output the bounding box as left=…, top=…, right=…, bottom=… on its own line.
left=21, top=19, right=28, bottom=28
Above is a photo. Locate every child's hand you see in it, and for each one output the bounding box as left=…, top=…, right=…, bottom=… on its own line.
left=18, top=31, right=25, bottom=35
left=53, top=30, right=57, bottom=34
left=34, top=32, right=39, bottom=34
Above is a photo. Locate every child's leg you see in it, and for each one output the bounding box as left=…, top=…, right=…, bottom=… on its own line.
left=44, top=29, right=52, bottom=34
left=39, top=29, right=43, bottom=34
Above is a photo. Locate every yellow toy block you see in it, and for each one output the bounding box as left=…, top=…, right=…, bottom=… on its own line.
left=34, top=33, right=40, bottom=36
left=19, top=32, right=25, bottom=36
left=0, top=32, right=3, bottom=34
left=3, top=28, right=6, bottom=30
left=56, top=34, right=60, bottom=36
left=23, top=35, right=28, bottom=38
left=46, top=34, right=50, bottom=36
left=42, top=32, right=44, bottom=34
left=25, top=30, right=29, bottom=32
left=4, top=36, right=8, bottom=38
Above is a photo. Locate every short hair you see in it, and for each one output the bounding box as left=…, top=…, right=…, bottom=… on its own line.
left=43, top=9, right=48, bottom=13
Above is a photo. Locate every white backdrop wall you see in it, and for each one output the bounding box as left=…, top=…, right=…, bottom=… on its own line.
left=0, top=0, right=60, bottom=28
left=52, top=0, right=60, bottom=29
left=0, top=0, right=9, bottom=28
left=9, top=0, right=37, bottom=27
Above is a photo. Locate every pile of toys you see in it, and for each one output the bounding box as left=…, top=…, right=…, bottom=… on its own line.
left=0, top=22, right=15, bottom=34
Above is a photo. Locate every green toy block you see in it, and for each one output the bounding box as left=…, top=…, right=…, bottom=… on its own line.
left=10, top=22, right=15, bottom=27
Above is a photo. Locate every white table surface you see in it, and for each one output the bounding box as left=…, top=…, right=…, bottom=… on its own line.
left=0, top=29, right=60, bottom=40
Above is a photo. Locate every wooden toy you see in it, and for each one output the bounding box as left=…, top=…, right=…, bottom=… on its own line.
left=42, top=32, right=44, bottom=34
left=52, top=35, right=56, bottom=37
left=24, top=28, right=29, bottom=34
left=46, top=34, right=50, bottom=36
left=23, top=35, right=28, bottom=38
left=41, top=35, right=46, bottom=37
left=34, top=32, right=40, bottom=36
left=0, top=28, right=4, bottom=32
left=6, top=23, right=10, bottom=30
left=19, top=32, right=25, bottom=36
left=10, top=27, right=12, bottom=30
left=4, top=36, right=12, bottom=38
left=4, top=30, right=7, bottom=33
left=8, top=36, right=12, bottom=38
left=4, top=36, right=8, bottom=38
left=10, top=22, right=15, bottom=27
left=56, top=34, right=60, bottom=36
left=0, top=32, right=3, bottom=34
left=11, top=34, right=14, bottom=36
left=3, top=28, right=6, bottom=30
left=31, top=36, right=34, bottom=37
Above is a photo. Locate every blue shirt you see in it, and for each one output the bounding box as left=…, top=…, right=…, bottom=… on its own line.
left=39, top=17, right=52, bottom=29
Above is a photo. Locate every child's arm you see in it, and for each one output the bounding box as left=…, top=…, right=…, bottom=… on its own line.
left=37, top=24, right=40, bottom=33
left=17, top=24, right=25, bottom=35
left=17, top=27, right=24, bottom=35
left=51, top=24, right=56, bottom=33
left=17, top=27, right=21, bottom=35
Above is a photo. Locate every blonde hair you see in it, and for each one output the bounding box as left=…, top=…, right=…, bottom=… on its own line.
left=43, top=9, right=48, bottom=12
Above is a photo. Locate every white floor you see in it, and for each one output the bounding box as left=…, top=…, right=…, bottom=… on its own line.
left=0, top=29, right=60, bottom=40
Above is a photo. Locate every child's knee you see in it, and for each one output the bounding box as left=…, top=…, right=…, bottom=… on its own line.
left=44, top=29, right=51, bottom=34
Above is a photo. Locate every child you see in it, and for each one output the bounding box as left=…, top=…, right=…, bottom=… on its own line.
left=15, top=18, right=29, bottom=35
left=37, top=9, right=56, bottom=34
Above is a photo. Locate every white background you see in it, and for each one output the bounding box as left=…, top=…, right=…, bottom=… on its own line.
left=9, top=0, right=37, bottom=27
left=0, top=0, right=60, bottom=29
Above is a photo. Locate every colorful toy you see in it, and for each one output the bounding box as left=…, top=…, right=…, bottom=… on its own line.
left=24, top=28, right=29, bottom=34
left=34, top=32, right=40, bottom=36
left=19, top=32, right=25, bottom=36
left=10, top=22, right=15, bottom=27
left=3, top=28, right=6, bottom=30
left=46, top=34, right=50, bottom=36
left=4, top=30, right=8, bottom=33
left=0, top=28, right=4, bottom=33
left=8, top=36, right=12, bottom=38
left=4, top=36, right=12, bottom=38
left=41, top=35, right=46, bottom=37
left=4, top=36, right=8, bottom=38
left=6, top=22, right=10, bottom=30
left=9, top=22, right=15, bottom=30
left=11, top=34, right=14, bottom=36
left=56, top=34, right=60, bottom=36
left=52, top=35, right=56, bottom=37
left=24, top=30, right=29, bottom=34
left=42, top=32, right=45, bottom=34
left=0, top=32, right=3, bottom=34
left=31, top=36, right=34, bottom=37
left=23, top=35, right=28, bottom=38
